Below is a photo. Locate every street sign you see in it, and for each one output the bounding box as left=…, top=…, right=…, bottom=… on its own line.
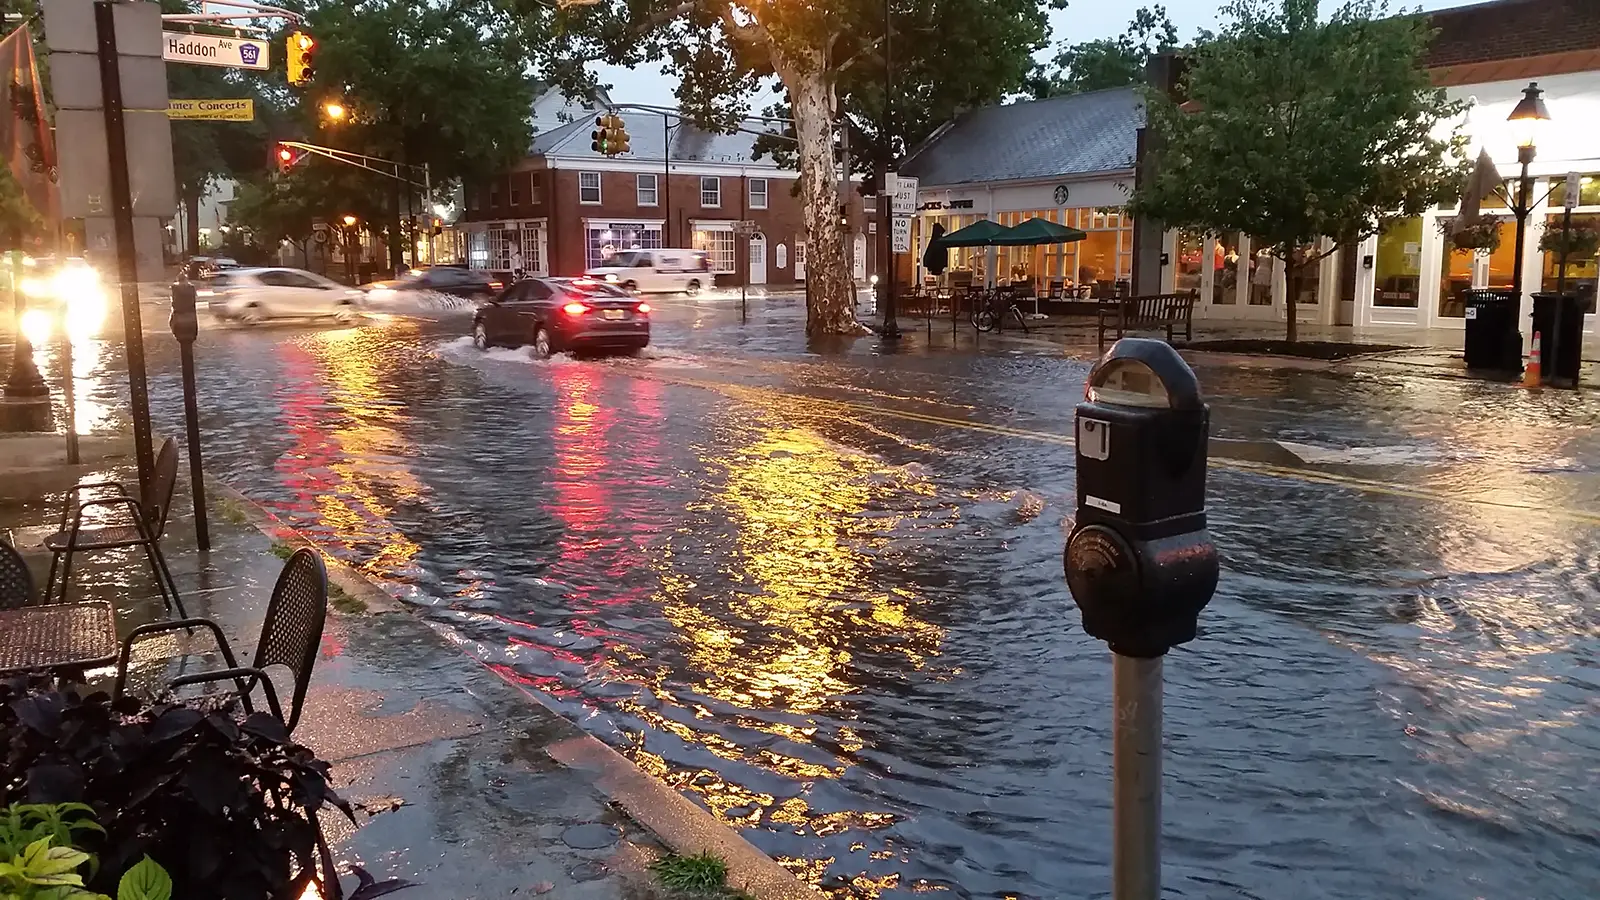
left=891, top=216, right=912, bottom=253
left=162, top=31, right=268, bottom=70
left=888, top=173, right=918, bottom=217
left=732, top=219, right=759, bottom=234
left=168, top=98, right=254, bottom=120
left=1566, top=172, right=1582, bottom=210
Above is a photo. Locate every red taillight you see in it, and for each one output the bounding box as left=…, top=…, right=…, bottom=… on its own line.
left=636, top=302, right=651, bottom=314
left=562, top=301, right=589, bottom=316
left=488, top=280, right=503, bottom=290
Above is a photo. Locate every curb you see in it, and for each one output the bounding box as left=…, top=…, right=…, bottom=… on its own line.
left=205, top=476, right=822, bottom=899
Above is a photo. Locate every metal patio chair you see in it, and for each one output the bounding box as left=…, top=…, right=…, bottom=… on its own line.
left=1, top=540, right=34, bottom=609
left=44, top=438, right=187, bottom=617
left=113, top=547, right=329, bottom=734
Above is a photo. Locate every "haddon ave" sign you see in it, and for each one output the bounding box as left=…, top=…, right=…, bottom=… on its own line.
left=162, top=32, right=269, bottom=70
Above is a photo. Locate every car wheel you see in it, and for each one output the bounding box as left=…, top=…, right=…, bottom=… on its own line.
left=685, top=279, right=702, bottom=296
left=334, top=301, right=359, bottom=324
left=473, top=322, right=491, bottom=350
left=532, top=326, right=553, bottom=359
left=622, top=280, right=639, bottom=293
left=239, top=303, right=265, bottom=325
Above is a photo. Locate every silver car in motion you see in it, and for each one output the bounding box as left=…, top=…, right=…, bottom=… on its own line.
left=204, top=267, right=365, bottom=325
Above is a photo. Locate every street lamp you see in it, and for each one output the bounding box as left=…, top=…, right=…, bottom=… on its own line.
left=1506, top=81, right=1551, bottom=302
left=323, top=101, right=346, bottom=122
left=342, top=214, right=357, bottom=227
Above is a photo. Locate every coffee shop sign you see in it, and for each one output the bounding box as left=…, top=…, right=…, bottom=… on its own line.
left=918, top=199, right=974, bottom=211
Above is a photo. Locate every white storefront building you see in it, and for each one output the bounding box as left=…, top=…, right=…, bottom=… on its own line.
left=1158, top=69, right=1600, bottom=343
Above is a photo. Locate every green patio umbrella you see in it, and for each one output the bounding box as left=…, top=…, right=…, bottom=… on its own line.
left=936, top=218, right=1013, bottom=247
left=993, top=217, right=1087, bottom=246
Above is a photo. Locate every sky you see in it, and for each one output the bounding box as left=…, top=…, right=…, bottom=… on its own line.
left=590, top=0, right=1495, bottom=108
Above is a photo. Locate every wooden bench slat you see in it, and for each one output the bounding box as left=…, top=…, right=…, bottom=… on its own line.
left=1097, top=291, right=1198, bottom=350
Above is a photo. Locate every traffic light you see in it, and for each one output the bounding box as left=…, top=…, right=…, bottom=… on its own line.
left=276, top=143, right=295, bottom=174
left=590, top=113, right=630, bottom=156
left=286, top=31, right=315, bottom=86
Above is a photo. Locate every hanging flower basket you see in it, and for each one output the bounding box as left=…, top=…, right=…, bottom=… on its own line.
left=1538, top=223, right=1600, bottom=258
left=1446, top=219, right=1502, bottom=254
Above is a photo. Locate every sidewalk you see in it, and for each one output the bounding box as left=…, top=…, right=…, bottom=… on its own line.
left=1, top=463, right=817, bottom=900
left=939, top=314, right=1600, bottom=387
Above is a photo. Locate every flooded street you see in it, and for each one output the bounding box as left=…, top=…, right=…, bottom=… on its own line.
left=25, top=294, right=1600, bottom=898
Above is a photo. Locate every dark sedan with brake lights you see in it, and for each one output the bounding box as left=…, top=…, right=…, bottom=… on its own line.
left=472, top=277, right=650, bottom=358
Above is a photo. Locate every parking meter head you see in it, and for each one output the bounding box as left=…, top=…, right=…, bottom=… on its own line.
left=169, top=279, right=199, bottom=342
left=1067, top=337, right=1218, bottom=656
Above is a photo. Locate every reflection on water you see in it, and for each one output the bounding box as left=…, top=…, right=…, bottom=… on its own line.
left=160, top=320, right=1600, bottom=900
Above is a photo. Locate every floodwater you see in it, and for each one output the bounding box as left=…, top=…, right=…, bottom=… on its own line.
left=20, top=296, right=1600, bottom=898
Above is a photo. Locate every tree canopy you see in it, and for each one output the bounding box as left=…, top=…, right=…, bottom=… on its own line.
left=1129, top=0, right=1468, bottom=340
left=1027, top=5, right=1178, bottom=100
left=555, top=0, right=1055, bottom=333
left=226, top=0, right=545, bottom=267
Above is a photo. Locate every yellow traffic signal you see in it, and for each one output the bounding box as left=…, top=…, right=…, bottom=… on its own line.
left=287, top=31, right=316, bottom=86
left=589, top=113, right=630, bottom=156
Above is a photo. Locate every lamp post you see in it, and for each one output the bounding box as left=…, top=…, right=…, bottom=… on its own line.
left=1506, top=82, right=1551, bottom=304
left=2, top=246, right=51, bottom=432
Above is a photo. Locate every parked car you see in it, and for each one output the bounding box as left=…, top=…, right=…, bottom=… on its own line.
left=361, top=265, right=502, bottom=303
left=584, top=248, right=710, bottom=295
left=204, top=267, right=365, bottom=324
left=472, top=277, right=650, bottom=358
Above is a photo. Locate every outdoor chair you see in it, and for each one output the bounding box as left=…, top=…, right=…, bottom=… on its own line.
left=113, top=547, right=329, bottom=734
left=1047, top=280, right=1064, bottom=299
left=1, top=540, right=34, bottom=608
left=44, top=438, right=187, bottom=617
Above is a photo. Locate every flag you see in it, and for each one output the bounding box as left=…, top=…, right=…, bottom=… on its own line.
left=0, top=25, right=59, bottom=233
left=1452, top=147, right=1501, bottom=233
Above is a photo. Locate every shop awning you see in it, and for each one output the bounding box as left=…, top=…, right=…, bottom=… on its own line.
left=936, top=219, right=1013, bottom=247
left=993, top=217, right=1087, bottom=246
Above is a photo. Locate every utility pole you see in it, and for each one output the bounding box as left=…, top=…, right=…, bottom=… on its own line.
left=879, top=0, right=900, bottom=338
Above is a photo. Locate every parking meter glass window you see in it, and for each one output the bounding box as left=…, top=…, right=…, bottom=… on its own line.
left=1088, top=360, right=1170, bottom=408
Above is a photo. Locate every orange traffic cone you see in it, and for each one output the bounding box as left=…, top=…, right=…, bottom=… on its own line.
left=1524, top=331, right=1542, bottom=388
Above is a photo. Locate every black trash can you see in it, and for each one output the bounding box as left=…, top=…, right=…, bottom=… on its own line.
left=1531, top=292, right=1587, bottom=385
left=1462, top=289, right=1522, bottom=374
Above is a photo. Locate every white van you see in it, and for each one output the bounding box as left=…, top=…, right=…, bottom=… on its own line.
left=586, top=249, right=711, bottom=295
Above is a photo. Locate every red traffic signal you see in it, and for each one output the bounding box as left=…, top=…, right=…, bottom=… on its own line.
left=276, top=143, right=295, bottom=173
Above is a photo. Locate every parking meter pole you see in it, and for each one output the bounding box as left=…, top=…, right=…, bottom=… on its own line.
left=1113, top=654, right=1162, bottom=900
left=169, top=276, right=209, bottom=553
left=59, top=318, right=79, bottom=466
left=1063, top=338, right=1218, bottom=900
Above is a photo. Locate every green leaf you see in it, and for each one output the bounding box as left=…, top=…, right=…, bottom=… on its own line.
left=116, top=858, right=172, bottom=900
left=19, top=838, right=89, bottom=885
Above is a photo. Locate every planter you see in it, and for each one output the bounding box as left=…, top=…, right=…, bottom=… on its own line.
left=1445, top=219, right=1503, bottom=254
left=1538, top=224, right=1600, bottom=258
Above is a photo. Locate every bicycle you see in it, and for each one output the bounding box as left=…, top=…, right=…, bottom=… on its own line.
left=970, top=290, right=1030, bottom=334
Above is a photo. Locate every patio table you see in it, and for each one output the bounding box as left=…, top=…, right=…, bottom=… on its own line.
left=0, top=602, right=119, bottom=677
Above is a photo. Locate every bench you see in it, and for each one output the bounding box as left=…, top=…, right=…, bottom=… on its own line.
left=1097, top=291, right=1198, bottom=350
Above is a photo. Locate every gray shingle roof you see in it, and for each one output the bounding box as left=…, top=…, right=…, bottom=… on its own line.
left=901, top=87, right=1144, bottom=187
left=530, top=110, right=784, bottom=168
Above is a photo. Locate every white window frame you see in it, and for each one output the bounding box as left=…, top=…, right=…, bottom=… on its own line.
left=691, top=221, right=736, bottom=273
left=578, top=172, right=602, bottom=205
left=748, top=177, right=768, bottom=210
left=636, top=173, right=658, bottom=207
left=701, top=176, right=721, bottom=208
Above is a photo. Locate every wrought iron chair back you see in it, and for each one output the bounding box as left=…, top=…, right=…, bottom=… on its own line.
left=0, top=541, right=34, bottom=609
left=252, top=548, right=329, bottom=733
left=143, top=438, right=180, bottom=537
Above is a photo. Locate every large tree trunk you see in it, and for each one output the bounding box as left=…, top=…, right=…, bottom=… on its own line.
left=781, top=55, right=864, bottom=336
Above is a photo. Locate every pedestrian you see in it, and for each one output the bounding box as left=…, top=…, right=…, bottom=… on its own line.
left=510, top=246, right=525, bottom=282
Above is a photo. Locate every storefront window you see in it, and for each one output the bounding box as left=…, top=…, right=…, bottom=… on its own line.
left=1436, top=217, right=1475, bottom=318
left=692, top=227, right=736, bottom=273
left=1547, top=175, right=1600, bottom=209
left=1247, top=242, right=1274, bottom=306
left=1484, top=218, right=1519, bottom=291
left=1212, top=234, right=1240, bottom=304
left=1373, top=217, right=1422, bottom=308
left=586, top=222, right=662, bottom=270
left=1290, top=244, right=1320, bottom=307
left=1541, top=212, right=1599, bottom=293
left=1176, top=231, right=1203, bottom=293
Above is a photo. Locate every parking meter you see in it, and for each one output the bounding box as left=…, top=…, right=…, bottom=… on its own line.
left=169, top=274, right=199, bottom=343
left=1064, top=338, right=1218, bottom=658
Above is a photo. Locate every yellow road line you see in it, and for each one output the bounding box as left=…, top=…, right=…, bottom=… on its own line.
left=631, top=370, right=1600, bottom=527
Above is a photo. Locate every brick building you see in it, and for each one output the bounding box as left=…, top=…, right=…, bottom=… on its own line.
left=458, top=107, right=870, bottom=287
